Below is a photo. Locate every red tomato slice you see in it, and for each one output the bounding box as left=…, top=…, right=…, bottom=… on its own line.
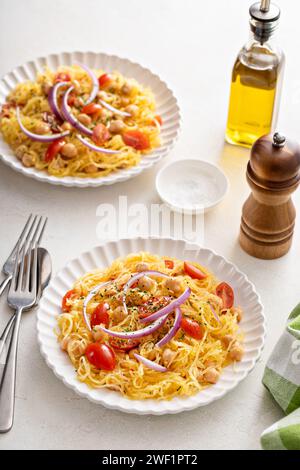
left=216, top=282, right=234, bottom=309
left=184, top=261, right=207, bottom=280
left=122, top=130, right=150, bottom=150
left=45, top=139, right=65, bottom=163
left=67, top=92, right=76, bottom=106
left=181, top=317, right=204, bottom=340
left=90, top=302, right=110, bottom=329
left=92, top=123, right=111, bottom=146
left=109, top=338, right=140, bottom=352
left=164, top=260, right=174, bottom=269
left=61, top=289, right=77, bottom=313
left=98, top=73, right=112, bottom=88
left=86, top=343, right=116, bottom=370
left=81, top=103, right=102, bottom=117
left=54, top=72, right=71, bottom=83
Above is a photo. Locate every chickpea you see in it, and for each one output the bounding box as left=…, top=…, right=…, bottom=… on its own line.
left=74, top=97, right=84, bottom=108
left=61, top=143, right=78, bottom=158
left=15, top=145, right=27, bottom=160
left=97, top=90, right=108, bottom=100
left=137, top=275, right=157, bottom=293
left=78, top=113, right=92, bottom=126
left=60, top=336, right=70, bottom=351
left=99, top=108, right=113, bottom=120
left=72, top=79, right=81, bottom=93
left=42, top=81, right=52, bottom=96
left=221, top=335, right=235, bottom=348
left=35, top=122, right=50, bottom=135
left=136, top=262, right=149, bottom=272
left=164, top=277, right=182, bottom=295
left=22, top=153, right=35, bottom=167
left=229, top=342, right=244, bottom=362
left=51, top=159, right=65, bottom=170
left=84, top=164, right=98, bottom=174
left=125, top=104, right=139, bottom=117
left=61, top=121, right=72, bottom=131
left=121, top=82, right=132, bottom=95
left=109, top=120, right=125, bottom=134
left=113, top=306, right=127, bottom=324
left=203, top=368, right=220, bottom=384
left=120, top=97, right=130, bottom=107
left=162, top=348, right=176, bottom=367
left=129, top=348, right=138, bottom=360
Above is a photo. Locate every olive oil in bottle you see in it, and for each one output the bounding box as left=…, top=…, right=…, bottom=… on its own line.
left=225, top=1, right=285, bottom=148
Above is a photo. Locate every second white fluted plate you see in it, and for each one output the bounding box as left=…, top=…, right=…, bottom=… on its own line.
left=37, top=237, right=265, bottom=415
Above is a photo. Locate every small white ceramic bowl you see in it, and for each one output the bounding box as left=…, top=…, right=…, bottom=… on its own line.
left=156, top=159, right=229, bottom=214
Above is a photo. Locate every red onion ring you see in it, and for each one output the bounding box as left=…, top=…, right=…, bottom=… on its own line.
left=140, top=287, right=191, bottom=324
left=97, top=314, right=168, bottom=340
left=82, top=281, right=113, bottom=331
left=133, top=353, right=167, bottom=372
left=156, top=307, right=182, bottom=348
left=16, top=107, right=70, bottom=143
left=122, top=270, right=170, bottom=316
left=98, top=99, right=131, bottom=118
left=75, top=62, right=99, bottom=105
left=77, top=135, right=122, bottom=155
left=61, top=86, right=93, bottom=136
left=48, top=81, right=69, bottom=121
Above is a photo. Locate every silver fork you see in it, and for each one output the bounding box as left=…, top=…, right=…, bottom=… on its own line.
left=0, top=219, right=44, bottom=433
left=0, top=214, right=37, bottom=297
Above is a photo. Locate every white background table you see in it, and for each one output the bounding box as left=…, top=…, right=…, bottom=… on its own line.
left=0, top=0, right=299, bottom=450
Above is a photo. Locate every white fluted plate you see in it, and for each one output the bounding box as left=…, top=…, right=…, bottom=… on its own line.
left=0, top=52, right=180, bottom=187
left=37, top=238, right=265, bottom=415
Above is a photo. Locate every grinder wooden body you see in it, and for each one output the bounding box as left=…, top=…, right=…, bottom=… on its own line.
left=239, top=133, right=300, bottom=259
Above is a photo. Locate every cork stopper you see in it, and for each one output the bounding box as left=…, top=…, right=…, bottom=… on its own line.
left=247, top=132, right=300, bottom=190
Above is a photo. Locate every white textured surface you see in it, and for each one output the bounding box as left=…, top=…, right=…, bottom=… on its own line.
left=37, top=238, right=265, bottom=415
left=0, top=52, right=180, bottom=187
left=0, top=0, right=299, bottom=450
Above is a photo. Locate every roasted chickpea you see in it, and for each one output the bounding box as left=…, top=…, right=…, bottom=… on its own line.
left=15, top=145, right=27, bottom=160
left=162, top=348, right=176, bottom=367
left=109, top=119, right=125, bottom=134
left=120, top=97, right=130, bottom=107
left=221, top=335, right=235, bottom=348
left=22, top=153, right=35, bottom=167
left=67, top=339, right=86, bottom=358
left=78, top=113, right=92, bottom=126
left=136, top=262, right=149, bottom=272
left=203, top=368, right=220, bottom=384
left=92, top=326, right=105, bottom=342
left=84, top=164, right=98, bottom=173
left=125, top=104, right=139, bottom=117
left=61, top=143, right=78, bottom=158
left=35, top=122, right=50, bottom=135
left=121, top=83, right=132, bottom=95
left=137, top=275, right=157, bottom=292
left=113, top=306, right=127, bottom=324
left=61, top=121, right=72, bottom=131
left=229, top=342, right=244, bottom=361
left=164, top=277, right=182, bottom=295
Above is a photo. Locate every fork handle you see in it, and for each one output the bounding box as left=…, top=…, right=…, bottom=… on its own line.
left=0, top=307, right=22, bottom=433
left=0, top=275, right=12, bottom=298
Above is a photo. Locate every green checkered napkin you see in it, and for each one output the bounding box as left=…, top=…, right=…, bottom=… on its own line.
left=261, top=303, right=300, bottom=450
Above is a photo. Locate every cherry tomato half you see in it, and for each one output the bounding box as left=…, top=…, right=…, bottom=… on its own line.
left=92, top=123, right=110, bottom=146
left=122, top=130, right=150, bottom=150
left=98, top=73, right=112, bottom=88
left=54, top=72, right=71, bottom=83
left=61, top=289, right=77, bottom=313
left=184, top=261, right=207, bottom=280
left=90, top=302, right=110, bottom=329
left=81, top=103, right=102, bottom=117
left=45, top=138, right=65, bottom=163
left=181, top=317, right=204, bottom=340
left=216, top=282, right=234, bottom=309
left=86, top=343, right=116, bottom=370
left=109, top=338, right=140, bottom=352
left=164, top=259, right=174, bottom=269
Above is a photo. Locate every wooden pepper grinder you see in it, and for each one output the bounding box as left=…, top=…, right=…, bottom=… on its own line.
left=240, top=132, right=300, bottom=259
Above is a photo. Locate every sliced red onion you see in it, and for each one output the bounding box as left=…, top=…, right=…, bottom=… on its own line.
left=48, top=81, right=69, bottom=121
left=97, top=314, right=167, bottom=339
left=98, top=99, right=131, bottom=117
left=16, top=107, right=70, bottom=143
left=209, top=303, right=221, bottom=323
left=75, top=62, right=99, bottom=105
left=61, top=86, right=93, bottom=136
left=156, top=307, right=182, bottom=348
left=77, top=135, right=122, bottom=154
left=122, top=270, right=171, bottom=316
left=82, top=281, right=113, bottom=331
left=134, top=353, right=167, bottom=372
left=140, top=287, right=191, bottom=324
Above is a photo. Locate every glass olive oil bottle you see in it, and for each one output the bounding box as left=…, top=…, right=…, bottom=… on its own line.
left=225, top=1, right=285, bottom=148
